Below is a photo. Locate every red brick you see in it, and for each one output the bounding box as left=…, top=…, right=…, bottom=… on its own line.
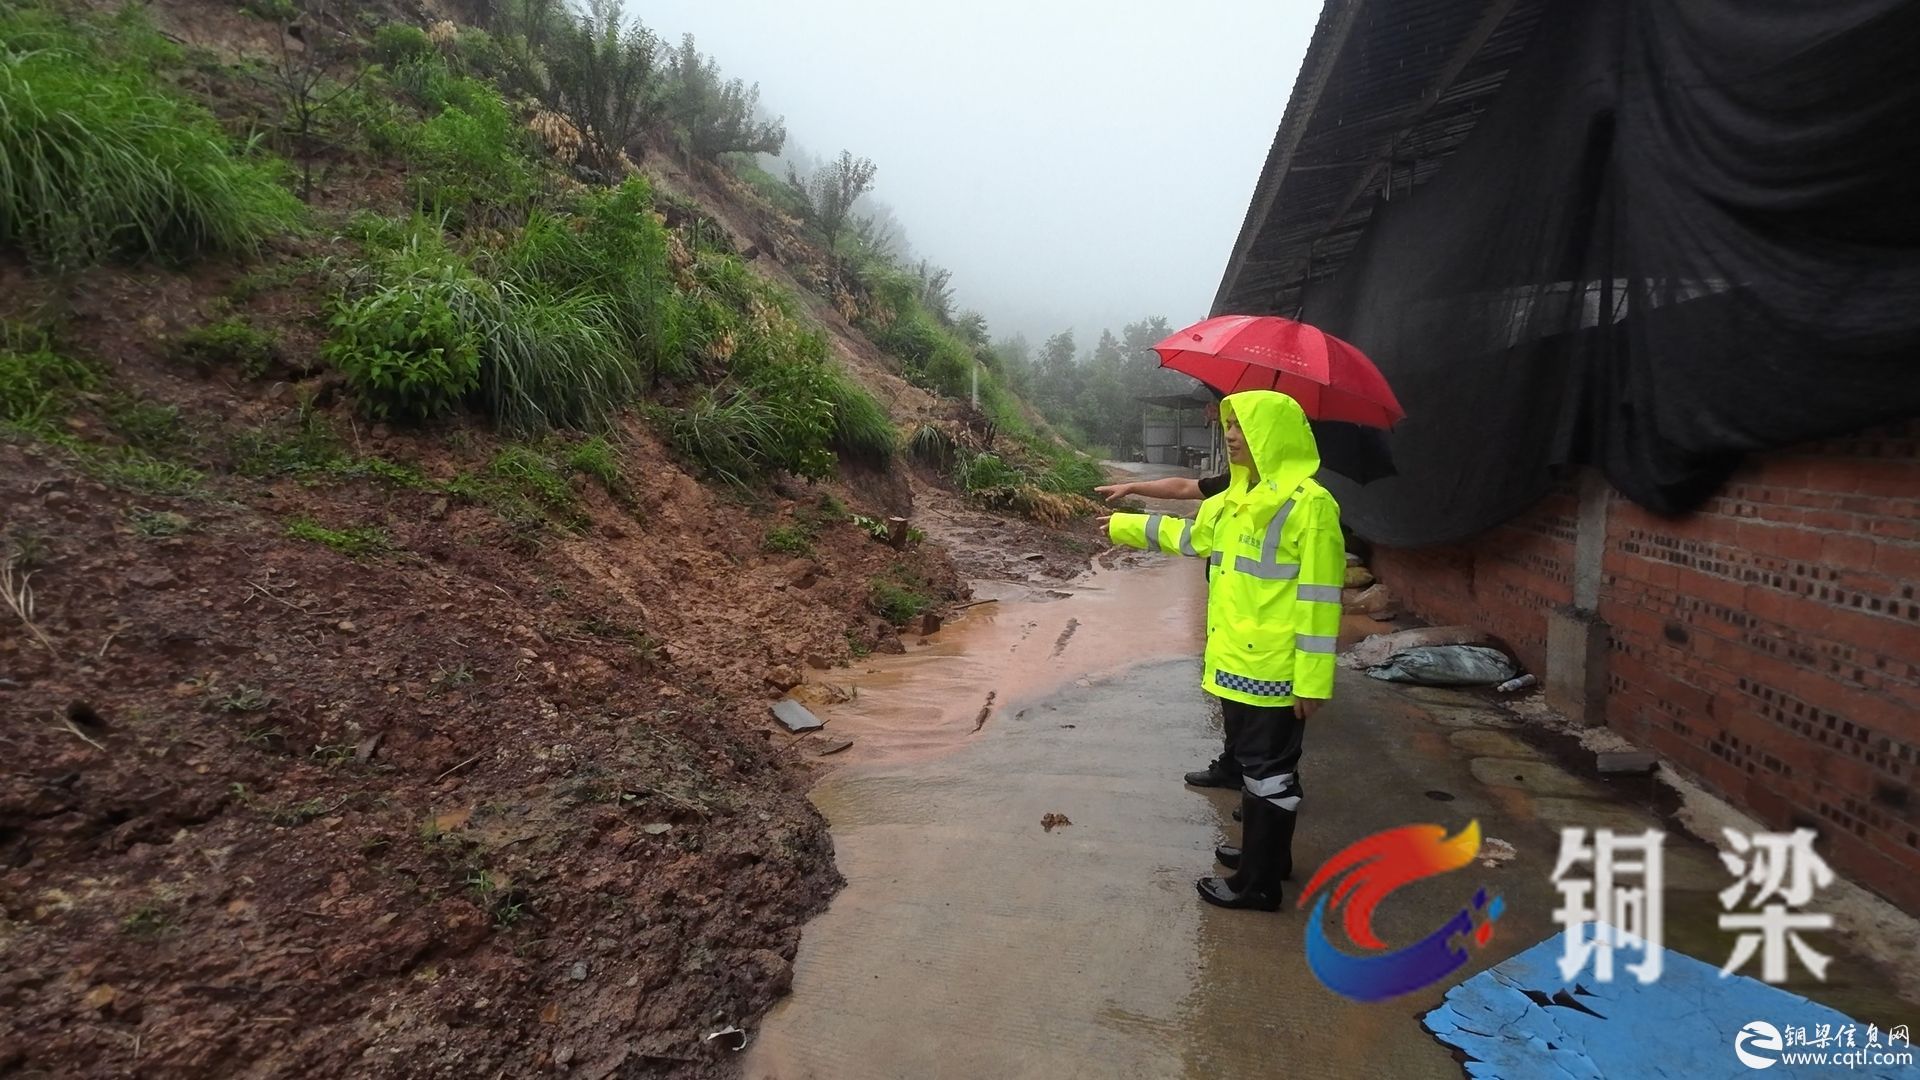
left=1869, top=698, right=1920, bottom=746
left=1822, top=532, right=1881, bottom=569
left=1851, top=459, right=1920, bottom=496
left=1741, top=521, right=1825, bottom=560
left=1810, top=603, right=1920, bottom=662
left=1742, top=583, right=1802, bottom=626
left=1609, top=603, right=1665, bottom=642
left=1834, top=757, right=1891, bottom=797
left=1666, top=740, right=1715, bottom=780
left=1609, top=550, right=1654, bottom=579
left=1865, top=828, right=1920, bottom=880
left=1827, top=686, right=1914, bottom=737
left=1873, top=541, right=1920, bottom=582
left=1645, top=559, right=1680, bottom=590
left=1796, top=508, right=1864, bottom=532
left=1668, top=679, right=1715, bottom=720
left=1690, top=631, right=1724, bottom=665
left=1679, top=566, right=1748, bottom=610
left=1800, top=456, right=1910, bottom=496
left=1868, top=516, right=1920, bottom=543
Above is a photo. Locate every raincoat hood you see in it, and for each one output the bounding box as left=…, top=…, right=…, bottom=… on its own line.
left=1221, top=390, right=1320, bottom=499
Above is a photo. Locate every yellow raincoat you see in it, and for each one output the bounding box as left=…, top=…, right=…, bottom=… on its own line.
left=1109, top=391, right=1344, bottom=707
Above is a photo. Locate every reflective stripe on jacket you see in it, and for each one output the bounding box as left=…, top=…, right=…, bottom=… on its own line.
left=1109, top=391, right=1345, bottom=707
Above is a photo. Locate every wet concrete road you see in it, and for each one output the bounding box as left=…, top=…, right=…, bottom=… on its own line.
left=746, top=556, right=1920, bottom=1078
left=744, top=557, right=1567, bottom=1079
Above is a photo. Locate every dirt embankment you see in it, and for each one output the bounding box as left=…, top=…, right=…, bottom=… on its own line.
left=0, top=326, right=1090, bottom=1080
left=0, top=240, right=985, bottom=1079
left=0, top=352, right=974, bottom=1078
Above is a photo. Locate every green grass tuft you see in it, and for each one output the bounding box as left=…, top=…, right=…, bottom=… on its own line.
left=0, top=5, right=302, bottom=271
left=445, top=444, right=581, bottom=532
left=0, top=334, right=92, bottom=431
left=762, top=523, right=812, bottom=556
left=487, top=445, right=572, bottom=510
left=870, top=579, right=932, bottom=625
left=286, top=518, right=392, bottom=556
left=129, top=508, right=191, bottom=537
left=326, top=223, right=639, bottom=434
left=104, top=397, right=191, bottom=455
left=820, top=366, right=894, bottom=466
left=906, top=424, right=955, bottom=470
left=169, top=318, right=277, bottom=377
left=229, top=404, right=424, bottom=486
left=956, top=451, right=1024, bottom=493
left=564, top=435, right=620, bottom=491
left=372, top=23, right=434, bottom=66
left=96, top=452, right=205, bottom=495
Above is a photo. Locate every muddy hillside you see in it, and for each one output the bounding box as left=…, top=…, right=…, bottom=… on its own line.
left=0, top=0, right=1104, bottom=1074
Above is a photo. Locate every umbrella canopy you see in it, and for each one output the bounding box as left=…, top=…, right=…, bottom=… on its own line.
left=1153, top=315, right=1405, bottom=429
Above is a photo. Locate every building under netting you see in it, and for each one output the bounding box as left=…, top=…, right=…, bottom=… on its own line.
left=1213, top=0, right=1920, bottom=911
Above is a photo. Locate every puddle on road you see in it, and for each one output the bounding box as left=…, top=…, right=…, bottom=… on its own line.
left=800, top=554, right=1206, bottom=767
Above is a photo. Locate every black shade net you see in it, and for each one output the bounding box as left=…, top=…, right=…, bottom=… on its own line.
left=1296, top=0, right=1920, bottom=546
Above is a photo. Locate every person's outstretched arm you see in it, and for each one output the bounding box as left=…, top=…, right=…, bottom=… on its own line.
left=1095, top=477, right=1205, bottom=502
left=1108, top=508, right=1215, bottom=559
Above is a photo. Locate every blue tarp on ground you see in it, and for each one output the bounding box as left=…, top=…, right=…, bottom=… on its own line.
left=1423, top=924, right=1917, bottom=1079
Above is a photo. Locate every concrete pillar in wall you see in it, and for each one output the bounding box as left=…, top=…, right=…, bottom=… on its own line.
left=1546, top=469, right=1612, bottom=725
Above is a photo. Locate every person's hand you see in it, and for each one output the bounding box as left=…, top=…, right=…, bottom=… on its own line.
left=1094, top=482, right=1135, bottom=504
left=1295, top=697, right=1325, bottom=720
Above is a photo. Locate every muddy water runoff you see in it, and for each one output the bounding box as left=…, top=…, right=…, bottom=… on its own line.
left=803, top=554, right=1206, bottom=768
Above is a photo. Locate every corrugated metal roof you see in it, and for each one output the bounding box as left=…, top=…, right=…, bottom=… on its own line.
left=1212, top=0, right=1545, bottom=316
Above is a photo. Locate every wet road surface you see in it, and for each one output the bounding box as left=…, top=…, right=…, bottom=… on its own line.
left=746, top=557, right=1562, bottom=1079
left=747, top=530, right=1920, bottom=1077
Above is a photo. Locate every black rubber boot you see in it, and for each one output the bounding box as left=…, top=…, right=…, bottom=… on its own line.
left=1183, top=756, right=1240, bottom=789
left=1270, top=803, right=1297, bottom=883
left=1198, top=794, right=1286, bottom=911
left=1212, top=844, right=1293, bottom=879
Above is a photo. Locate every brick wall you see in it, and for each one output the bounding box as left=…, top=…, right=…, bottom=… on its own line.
left=1370, top=477, right=1580, bottom=674
left=1368, top=420, right=1920, bottom=913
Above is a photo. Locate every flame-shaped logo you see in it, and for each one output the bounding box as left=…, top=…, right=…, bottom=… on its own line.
left=1299, top=821, right=1505, bottom=1002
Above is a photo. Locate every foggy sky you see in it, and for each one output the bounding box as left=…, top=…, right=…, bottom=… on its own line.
left=634, top=1, right=1314, bottom=349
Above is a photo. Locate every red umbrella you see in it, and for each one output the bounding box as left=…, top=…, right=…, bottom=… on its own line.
left=1152, top=315, right=1405, bottom=428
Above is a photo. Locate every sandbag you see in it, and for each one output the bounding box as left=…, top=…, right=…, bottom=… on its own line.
left=1343, top=582, right=1398, bottom=617
left=1341, top=625, right=1494, bottom=670
left=1366, top=645, right=1517, bottom=687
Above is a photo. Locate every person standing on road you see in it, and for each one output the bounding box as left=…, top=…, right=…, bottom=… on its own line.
left=1094, top=470, right=1240, bottom=791
left=1103, top=390, right=1345, bottom=911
